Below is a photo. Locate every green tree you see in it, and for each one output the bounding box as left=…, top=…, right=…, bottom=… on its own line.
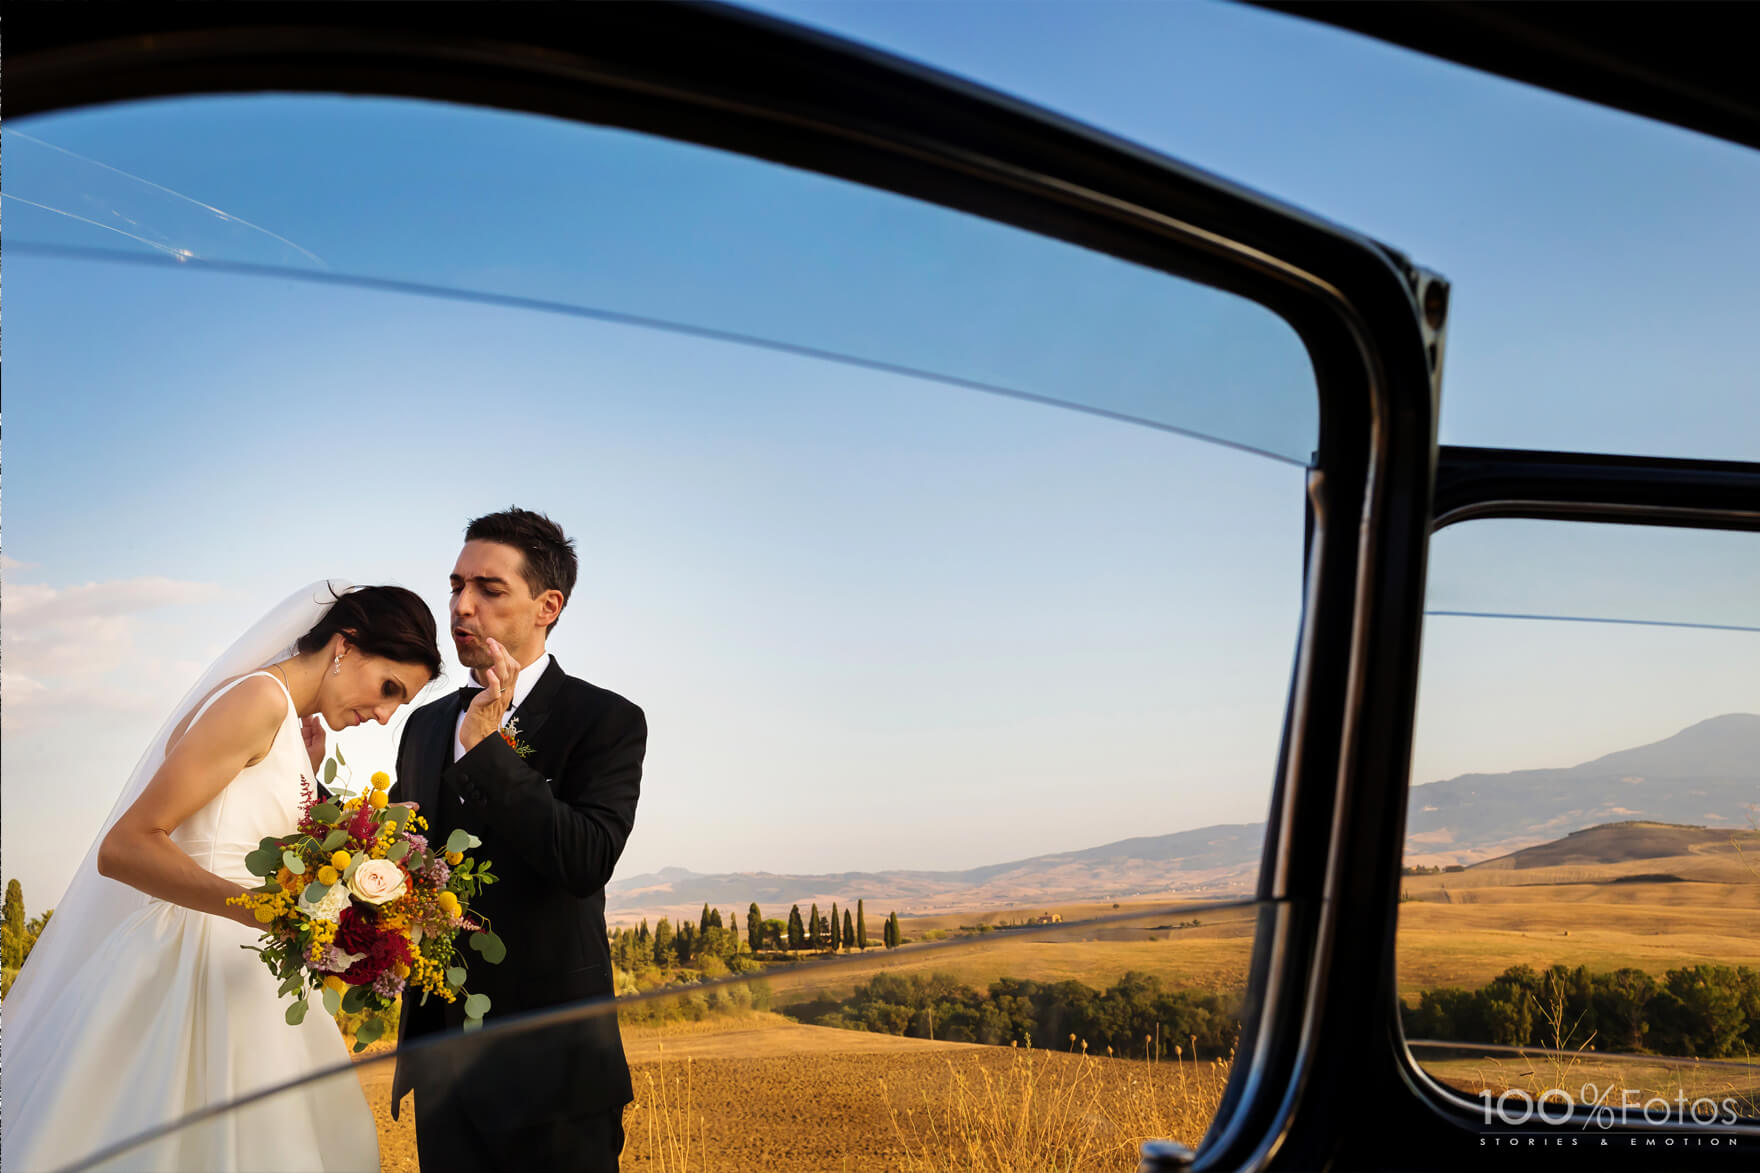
left=808, top=903, right=822, bottom=949
left=843, top=909, right=856, bottom=950
left=885, top=910, right=901, bottom=949
left=700, top=903, right=712, bottom=938
left=676, top=921, right=697, bottom=966
left=857, top=900, right=868, bottom=949
left=709, top=907, right=724, bottom=930
left=653, top=917, right=675, bottom=966
left=748, top=903, right=764, bottom=951
left=787, top=905, right=806, bottom=951
left=830, top=902, right=842, bottom=950
left=638, top=918, right=651, bottom=947
left=1, top=879, right=24, bottom=971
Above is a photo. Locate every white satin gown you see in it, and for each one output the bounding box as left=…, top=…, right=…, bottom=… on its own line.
left=0, top=672, right=380, bottom=1172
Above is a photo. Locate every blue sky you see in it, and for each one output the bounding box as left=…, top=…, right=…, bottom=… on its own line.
left=3, top=0, right=1756, bottom=910
left=751, top=0, right=1760, bottom=461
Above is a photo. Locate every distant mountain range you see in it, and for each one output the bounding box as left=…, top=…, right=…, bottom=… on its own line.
left=608, top=714, right=1760, bottom=921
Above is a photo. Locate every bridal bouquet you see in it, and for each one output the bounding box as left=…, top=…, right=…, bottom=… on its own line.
left=228, top=767, right=504, bottom=1050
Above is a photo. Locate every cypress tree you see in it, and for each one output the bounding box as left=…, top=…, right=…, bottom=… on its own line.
left=676, top=921, right=696, bottom=965
left=787, top=905, right=806, bottom=950
left=638, top=918, right=651, bottom=946
left=700, top=903, right=712, bottom=937
left=653, top=918, right=674, bottom=965
left=885, top=910, right=901, bottom=949
left=830, top=902, right=842, bottom=950
left=856, top=900, right=868, bottom=949
left=808, top=903, right=822, bottom=948
left=843, top=909, right=856, bottom=951
left=709, top=907, right=724, bottom=930
left=2, top=879, right=24, bottom=970
left=748, top=903, right=764, bottom=951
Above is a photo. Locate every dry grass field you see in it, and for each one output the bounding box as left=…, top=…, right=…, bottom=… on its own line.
left=1396, top=846, right=1760, bottom=1003
left=354, top=1013, right=1228, bottom=1173
left=343, top=842, right=1755, bottom=1170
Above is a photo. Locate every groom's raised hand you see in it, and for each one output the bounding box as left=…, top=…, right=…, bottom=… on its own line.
left=458, top=637, right=520, bottom=753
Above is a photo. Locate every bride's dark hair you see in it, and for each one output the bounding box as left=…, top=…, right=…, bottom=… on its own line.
left=296, top=585, right=443, bottom=679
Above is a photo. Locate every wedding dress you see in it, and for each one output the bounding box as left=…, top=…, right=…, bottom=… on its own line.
left=2, top=584, right=381, bottom=1173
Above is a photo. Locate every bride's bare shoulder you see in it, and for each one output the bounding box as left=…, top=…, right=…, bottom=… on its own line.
left=165, top=674, right=288, bottom=758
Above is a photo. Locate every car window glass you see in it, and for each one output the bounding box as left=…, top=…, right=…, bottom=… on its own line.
left=1402, top=518, right=1760, bottom=1122
left=3, top=92, right=1310, bottom=1169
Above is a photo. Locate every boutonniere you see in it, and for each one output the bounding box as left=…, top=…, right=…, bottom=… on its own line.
left=499, top=715, right=534, bottom=759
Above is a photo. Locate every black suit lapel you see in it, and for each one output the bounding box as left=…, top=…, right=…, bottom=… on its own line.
left=509, top=656, right=568, bottom=743
left=417, top=690, right=468, bottom=822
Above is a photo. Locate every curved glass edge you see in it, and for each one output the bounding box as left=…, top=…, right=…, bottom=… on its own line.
left=4, top=95, right=1318, bottom=466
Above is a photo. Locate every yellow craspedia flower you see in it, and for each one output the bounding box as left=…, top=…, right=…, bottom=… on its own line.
left=368, top=789, right=389, bottom=810
left=324, top=975, right=348, bottom=995
left=438, top=891, right=460, bottom=914
left=394, top=962, right=411, bottom=979
left=331, top=850, right=351, bottom=870
left=253, top=905, right=276, bottom=924
left=445, top=851, right=463, bottom=866
left=371, top=771, right=391, bottom=790
left=317, top=865, right=339, bottom=886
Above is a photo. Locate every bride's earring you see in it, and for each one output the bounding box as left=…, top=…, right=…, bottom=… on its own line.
left=331, top=654, right=343, bottom=677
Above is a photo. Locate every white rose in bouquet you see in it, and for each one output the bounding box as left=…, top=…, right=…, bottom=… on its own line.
left=346, top=860, right=408, bottom=905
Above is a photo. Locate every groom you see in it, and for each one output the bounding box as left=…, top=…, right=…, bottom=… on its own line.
left=389, top=507, right=646, bottom=1172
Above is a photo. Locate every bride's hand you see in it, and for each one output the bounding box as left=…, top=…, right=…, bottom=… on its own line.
left=300, top=715, right=325, bottom=775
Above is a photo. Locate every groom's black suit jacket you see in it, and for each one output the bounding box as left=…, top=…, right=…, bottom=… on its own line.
left=387, top=657, right=645, bottom=1135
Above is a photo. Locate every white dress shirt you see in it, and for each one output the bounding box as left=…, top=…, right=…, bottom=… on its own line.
left=452, top=651, right=553, bottom=765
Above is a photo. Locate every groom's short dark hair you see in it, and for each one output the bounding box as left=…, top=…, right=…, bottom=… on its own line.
left=464, top=507, right=578, bottom=631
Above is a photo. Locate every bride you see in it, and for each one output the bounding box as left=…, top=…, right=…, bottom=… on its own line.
left=2, top=581, right=443, bottom=1173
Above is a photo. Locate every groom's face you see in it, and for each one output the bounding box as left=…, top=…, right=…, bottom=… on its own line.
left=450, top=539, right=544, bottom=669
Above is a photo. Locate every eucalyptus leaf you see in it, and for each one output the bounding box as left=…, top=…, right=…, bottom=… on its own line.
left=386, top=806, right=412, bottom=831
left=281, top=850, right=306, bottom=875
left=464, top=993, right=490, bottom=1019
left=462, top=1017, right=483, bottom=1033
left=322, top=985, right=342, bottom=1016
left=386, top=841, right=410, bottom=863
left=321, top=828, right=349, bottom=852
left=310, top=803, right=342, bottom=824
left=323, top=759, right=338, bottom=786
left=343, top=855, right=365, bottom=881
left=471, top=931, right=506, bottom=965
left=445, top=828, right=482, bottom=855
left=258, top=836, right=281, bottom=853
left=301, top=881, right=330, bottom=903
left=447, top=966, right=467, bottom=988
left=334, top=745, right=347, bottom=767
left=341, top=984, right=368, bottom=1014
left=354, top=1018, right=384, bottom=1052
left=285, top=999, right=310, bottom=1026
left=244, top=849, right=278, bottom=877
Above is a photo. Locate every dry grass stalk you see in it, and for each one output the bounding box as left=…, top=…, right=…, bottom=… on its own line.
left=885, top=1035, right=1233, bottom=1173
left=627, top=1043, right=710, bottom=1173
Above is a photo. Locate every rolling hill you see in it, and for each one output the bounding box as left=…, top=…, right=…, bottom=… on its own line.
left=608, top=714, right=1759, bottom=922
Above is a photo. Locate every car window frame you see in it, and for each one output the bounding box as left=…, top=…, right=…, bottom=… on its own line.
left=10, top=5, right=1442, bottom=1170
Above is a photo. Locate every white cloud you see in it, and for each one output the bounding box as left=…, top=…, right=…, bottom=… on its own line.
left=2, top=575, right=221, bottom=623
left=1, top=554, right=39, bottom=571
left=1, top=574, right=222, bottom=730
